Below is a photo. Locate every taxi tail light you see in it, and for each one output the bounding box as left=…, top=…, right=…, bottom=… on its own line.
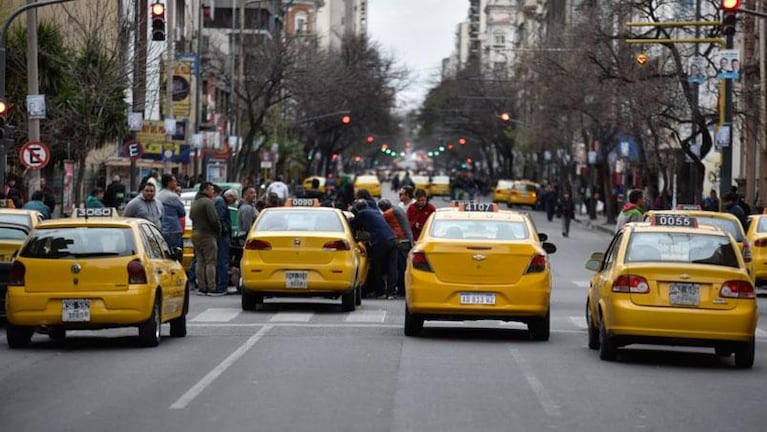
left=525, top=254, right=547, bottom=274
left=323, top=240, right=350, bottom=251
left=8, top=261, right=25, bottom=286
left=612, top=275, right=650, bottom=293
left=753, top=238, right=767, bottom=247
left=742, top=240, right=752, bottom=263
left=245, top=239, right=272, bottom=250
left=720, top=280, right=755, bottom=299
left=127, top=259, right=148, bottom=284
left=411, top=250, right=433, bottom=272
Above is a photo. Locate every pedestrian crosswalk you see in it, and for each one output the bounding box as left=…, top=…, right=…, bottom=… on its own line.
left=186, top=307, right=767, bottom=339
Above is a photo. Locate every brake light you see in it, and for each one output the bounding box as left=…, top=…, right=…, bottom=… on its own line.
left=742, top=240, right=752, bottom=263
left=612, top=275, right=649, bottom=293
left=8, top=261, right=25, bottom=286
left=127, top=259, right=147, bottom=284
left=323, top=240, right=350, bottom=251
left=245, top=239, right=272, bottom=250
left=411, top=250, right=433, bottom=272
left=525, top=254, right=547, bottom=273
left=720, top=280, right=755, bottom=299
left=753, top=238, right=767, bottom=247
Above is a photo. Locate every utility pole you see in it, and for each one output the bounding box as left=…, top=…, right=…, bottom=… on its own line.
left=131, top=0, right=148, bottom=193
left=26, top=0, right=40, bottom=197
left=164, top=0, right=175, bottom=175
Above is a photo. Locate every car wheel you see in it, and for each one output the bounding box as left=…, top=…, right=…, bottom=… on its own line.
left=341, top=288, right=356, bottom=312
left=714, top=346, right=733, bottom=357
left=528, top=308, right=550, bottom=341
left=586, top=301, right=599, bottom=350
left=48, top=328, right=66, bottom=341
left=734, top=338, right=755, bottom=369
left=354, top=284, right=362, bottom=306
left=7, top=324, right=34, bottom=348
left=598, top=316, right=617, bottom=361
left=241, top=288, right=262, bottom=311
left=138, top=295, right=161, bottom=347
left=404, top=306, right=423, bottom=337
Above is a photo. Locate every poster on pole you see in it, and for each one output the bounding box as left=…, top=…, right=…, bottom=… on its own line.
left=716, top=49, right=740, bottom=80
left=26, top=94, right=46, bottom=119
left=715, top=124, right=731, bottom=150
left=686, top=55, right=706, bottom=84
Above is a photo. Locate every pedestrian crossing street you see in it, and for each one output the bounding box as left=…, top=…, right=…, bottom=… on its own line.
left=187, top=307, right=767, bottom=339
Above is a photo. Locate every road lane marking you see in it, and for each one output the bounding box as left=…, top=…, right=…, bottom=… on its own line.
left=344, top=310, right=387, bottom=323
left=509, top=348, right=561, bottom=417
left=569, top=316, right=587, bottom=329
left=269, top=312, right=313, bottom=322
left=169, top=325, right=272, bottom=410
left=572, top=281, right=590, bottom=288
left=191, top=308, right=241, bottom=322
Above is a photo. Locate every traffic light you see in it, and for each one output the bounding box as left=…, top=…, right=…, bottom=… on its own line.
left=721, top=0, right=740, bottom=37
left=458, top=138, right=467, bottom=145
left=341, top=114, right=351, bottom=124
left=635, top=53, right=648, bottom=66
left=367, top=135, right=374, bottom=143
left=151, top=2, right=166, bottom=41
left=499, top=112, right=511, bottom=122
left=447, top=144, right=454, bottom=151
left=0, top=97, right=8, bottom=140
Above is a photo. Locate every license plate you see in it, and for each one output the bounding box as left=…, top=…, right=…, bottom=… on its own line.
left=62, top=299, right=91, bottom=322
left=669, top=283, right=699, bottom=306
left=460, top=293, right=495, bottom=305
left=285, top=271, right=308, bottom=289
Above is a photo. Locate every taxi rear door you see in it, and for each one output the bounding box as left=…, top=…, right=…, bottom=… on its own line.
left=139, top=225, right=183, bottom=316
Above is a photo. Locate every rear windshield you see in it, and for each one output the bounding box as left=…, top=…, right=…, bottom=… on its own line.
left=626, top=232, right=739, bottom=268
left=256, top=211, right=344, bottom=232
left=756, top=218, right=767, bottom=233
left=0, top=227, right=28, bottom=240
left=430, top=220, right=529, bottom=241
left=696, top=216, right=744, bottom=242
left=0, top=214, right=31, bottom=227
left=19, top=227, right=137, bottom=259
left=513, top=183, right=537, bottom=192
left=496, top=180, right=513, bottom=189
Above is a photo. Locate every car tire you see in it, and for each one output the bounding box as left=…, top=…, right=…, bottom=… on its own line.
left=586, top=301, right=599, bottom=350
left=241, top=288, right=262, bottom=311
left=48, top=328, right=66, bottom=341
left=404, top=306, right=423, bottom=337
left=528, top=309, right=550, bottom=341
left=354, top=284, right=362, bottom=306
left=714, top=346, right=733, bottom=357
left=734, top=338, right=755, bottom=369
left=341, top=288, right=356, bottom=312
left=598, top=316, right=617, bottom=361
left=7, top=324, right=34, bottom=348
left=138, top=295, right=161, bottom=348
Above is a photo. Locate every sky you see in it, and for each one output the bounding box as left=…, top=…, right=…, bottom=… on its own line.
left=367, top=0, right=468, bottom=112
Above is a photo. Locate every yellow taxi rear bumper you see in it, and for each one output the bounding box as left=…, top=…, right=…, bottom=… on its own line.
left=604, top=298, right=758, bottom=343
left=406, top=270, right=550, bottom=318
left=5, top=286, right=155, bottom=327
left=241, top=268, right=356, bottom=294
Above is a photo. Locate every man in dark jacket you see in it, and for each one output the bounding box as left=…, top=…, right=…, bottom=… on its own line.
left=104, top=175, right=126, bottom=208
left=349, top=199, right=398, bottom=299
left=39, top=177, right=56, bottom=216
left=190, top=182, right=222, bottom=296
left=723, top=192, right=748, bottom=230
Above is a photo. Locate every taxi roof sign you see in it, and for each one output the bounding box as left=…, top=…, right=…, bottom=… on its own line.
left=449, top=201, right=498, bottom=212
left=73, top=207, right=118, bottom=218
left=675, top=203, right=702, bottom=210
left=285, top=198, right=320, bottom=207
left=650, top=213, right=698, bottom=228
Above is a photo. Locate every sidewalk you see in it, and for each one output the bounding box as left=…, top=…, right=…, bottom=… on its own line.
left=573, top=212, right=616, bottom=235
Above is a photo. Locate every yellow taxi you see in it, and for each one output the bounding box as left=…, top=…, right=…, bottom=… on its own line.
left=645, top=208, right=751, bottom=275
left=240, top=198, right=368, bottom=312
left=0, top=221, right=33, bottom=319
left=745, top=212, right=767, bottom=294
left=429, top=175, right=451, bottom=197
left=302, top=175, right=326, bottom=193
left=0, top=208, right=43, bottom=230
left=404, top=202, right=557, bottom=338
left=353, top=175, right=382, bottom=198
left=492, top=179, right=514, bottom=203
left=411, top=175, right=431, bottom=193
left=585, top=214, right=758, bottom=368
left=508, top=180, right=540, bottom=209
left=4, top=208, right=189, bottom=348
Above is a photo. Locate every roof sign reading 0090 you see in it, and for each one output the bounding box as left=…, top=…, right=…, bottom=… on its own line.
left=651, top=214, right=698, bottom=228
left=287, top=198, right=319, bottom=207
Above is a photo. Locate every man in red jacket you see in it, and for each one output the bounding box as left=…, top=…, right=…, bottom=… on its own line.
left=407, top=188, right=436, bottom=241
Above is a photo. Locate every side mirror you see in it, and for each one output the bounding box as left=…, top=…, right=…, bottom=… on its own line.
left=538, top=233, right=548, bottom=242
left=542, top=242, right=557, bottom=254
left=585, top=252, right=604, bottom=271
left=173, top=247, right=184, bottom=262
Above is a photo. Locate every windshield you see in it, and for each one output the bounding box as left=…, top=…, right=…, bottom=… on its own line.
left=256, top=210, right=344, bottom=232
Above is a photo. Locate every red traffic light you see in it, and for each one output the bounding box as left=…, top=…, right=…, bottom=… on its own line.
left=151, top=2, right=165, bottom=16
left=341, top=115, right=351, bottom=124
left=499, top=113, right=511, bottom=122
left=458, top=138, right=467, bottom=145
left=367, top=136, right=374, bottom=143
left=331, top=153, right=339, bottom=160
left=0, top=98, right=8, bottom=116
left=722, top=0, right=740, bottom=10
left=466, top=158, right=473, bottom=164
left=447, top=144, right=454, bottom=150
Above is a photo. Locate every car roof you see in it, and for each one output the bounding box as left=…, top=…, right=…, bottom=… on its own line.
left=35, top=217, right=147, bottom=229
left=434, top=209, right=529, bottom=222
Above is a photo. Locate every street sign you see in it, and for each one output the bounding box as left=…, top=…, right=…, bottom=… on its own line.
left=123, top=139, right=144, bottom=160
left=19, top=141, right=50, bottom=169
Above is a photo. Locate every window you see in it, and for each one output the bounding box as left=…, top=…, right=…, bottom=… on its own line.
left=139, top=225, right=164, bottom=259
left=600, top=233, right=623, bottom=272
left=294, top=12, right=308, bottom=34
left=494, top=33, right=505, bottom=45
left=20, top=227, right=135, bottom=259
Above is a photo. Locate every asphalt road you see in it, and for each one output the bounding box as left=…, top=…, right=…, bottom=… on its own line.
left=1, top=188, right=765, bottom=432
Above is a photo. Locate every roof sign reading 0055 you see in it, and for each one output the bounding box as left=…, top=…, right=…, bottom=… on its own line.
left=75, top=208, right=115, bottom=218
left=651, top=214, right=698, bottom=228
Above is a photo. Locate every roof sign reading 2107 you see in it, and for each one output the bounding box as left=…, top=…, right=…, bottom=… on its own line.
left=650, top=214, right=698, bottom=228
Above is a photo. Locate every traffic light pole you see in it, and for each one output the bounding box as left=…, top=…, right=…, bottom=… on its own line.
left=720, top=33, right=734, bottom=197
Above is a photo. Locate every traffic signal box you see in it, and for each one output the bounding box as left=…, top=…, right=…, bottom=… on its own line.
left=0, top=97, right=8, bottom=141
left=721, top=0, right=740, bottom=37
left=151, top=2, right=166, bottom=41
